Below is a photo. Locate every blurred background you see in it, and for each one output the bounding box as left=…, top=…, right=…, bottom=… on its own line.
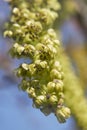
left=0, top=0, right=87, bottom=130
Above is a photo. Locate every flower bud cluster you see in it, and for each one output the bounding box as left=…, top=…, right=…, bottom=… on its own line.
left=59, top=50, right=87, bottom=129
left=4, top=0, right=70, bottom=123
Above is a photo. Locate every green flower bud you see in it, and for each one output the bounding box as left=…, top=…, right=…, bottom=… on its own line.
left=13, top=43, right=24, bottom=55
left=35, top=95, right=46, bottom=107
left=47, top=82, right=55, bottom=92
left=24, top=44, right=35, bottom=57
left=60, top=72, right=64, bottom=79
left=39, top=61, right=47, bottom=68
left=37, top=47, right=50, bottom=61
left=47, top=0, right=61, bottom=11
left=53, top=39, right=60, bottom=46
left=49, top=11, right=58, bottom=21
left=34, top=60, right=48, bottom=74
left=53, top=61, right=62, bottom=71
left=16, top=67, right=23, bottom=77
left=4, top=30, right=13, bottom=37
left=30, top=80, right=39, bottom=88
left=40, top=85, right=47, bottom=95
left=23, top=13, right=29, bottom=19
left=55, top=107, right=71, bottom=123
left=10, top=16, right=16, bottom=23
left=16, top=29, right=23, bottom=35
left=25, top=20, right=33, bottom=27
left=23, top=34, right=32, bottom=43
left=57, top=98, right=64, bottom=107
left=13, top=7, right=20, bottom=15
left=22, top=63, right=29, bottom=70
left=21, top=9, right=30, bottom=19
left=61, top=107, right=71, bottom=119
left=55, top=80, right=64, bottom=92
left=13, top=23, right=20, bottom=29
left=26, top=20, right=42, bottom=34
left=36, top=43, right=44, bottom=50
left=28, top=88, right=36, bottom=98
left=37, top=9, right=57, bottom=25
left=50, top=69, right=62, bottom=80
left=55, top=110, right=66, bottom=123
left=48, top=95, right=58, bottom=105
left=47, top=44, right=57, bottom=54
left=14, top=43, right=19, bottom=48
left=17, top=46, right=24, bottom=55
left=44, top=38, right=53, bottom=45
left=58, top=92, right=65, bottom=99
left=28, top=64, right=36, bottom=75
left=47, top=28, right=56, bottom=38
left=20, top=79, right=30, bottom=91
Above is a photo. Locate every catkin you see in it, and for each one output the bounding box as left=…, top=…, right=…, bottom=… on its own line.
left=4, top=0, right=70, bottom=123
left=58, top=47, right=87, bottom=130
